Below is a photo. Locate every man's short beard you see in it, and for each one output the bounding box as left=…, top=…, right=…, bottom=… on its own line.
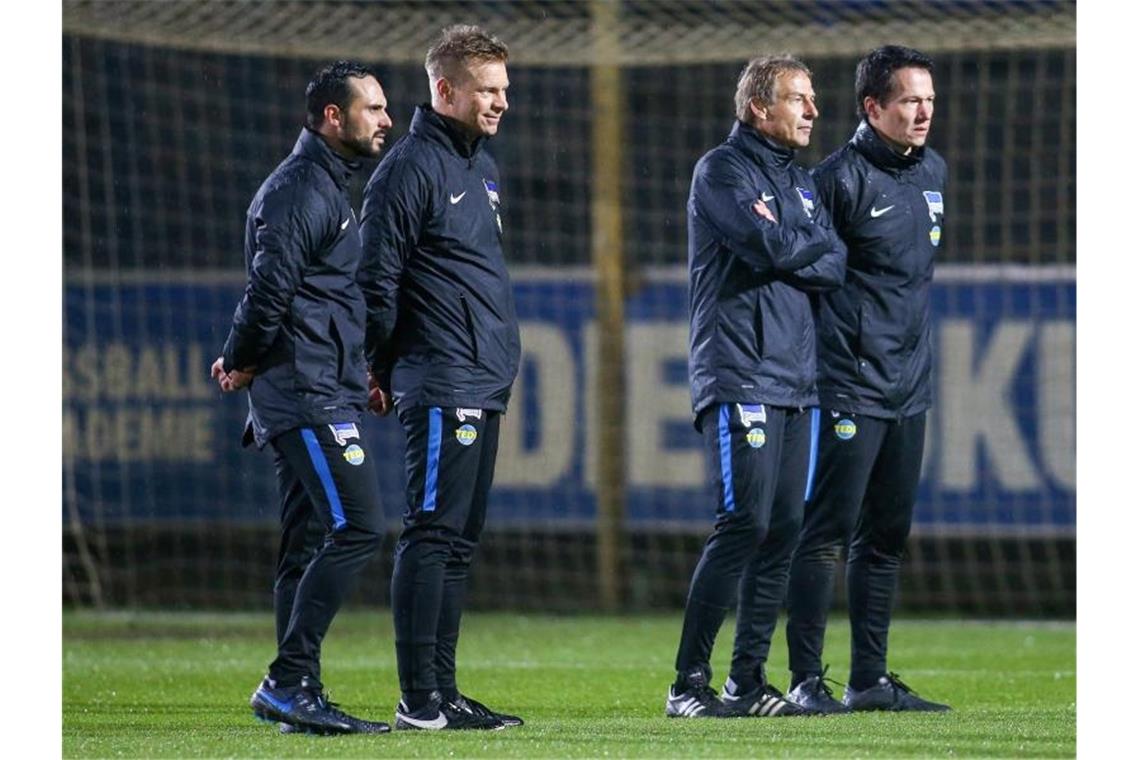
left=345, top=133, right=381, bottom=159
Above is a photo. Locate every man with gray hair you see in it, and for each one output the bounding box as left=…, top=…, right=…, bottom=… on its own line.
left=666, top=55, right=847, bottom=718
left=360, top=24, right=522, bottom=731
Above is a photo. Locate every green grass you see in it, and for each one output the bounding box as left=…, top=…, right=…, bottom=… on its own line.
left=63, top=611, right=1075, bottom=758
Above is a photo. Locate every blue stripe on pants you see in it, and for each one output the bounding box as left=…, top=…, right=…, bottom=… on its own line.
left=423, top=407, right=442, bottom=512
left=718, top=404, right=735, bottom=512
left=803, top=407, right=820, bottom=502
left=300, top=428, right=347, bottom=531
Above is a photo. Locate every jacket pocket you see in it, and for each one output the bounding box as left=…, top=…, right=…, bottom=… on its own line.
left=459, top=293, right=479, bottom=363
left=291, top=319, right=338, bottom=396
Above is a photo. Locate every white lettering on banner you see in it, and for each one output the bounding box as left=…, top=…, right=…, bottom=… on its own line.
left=64, top=341, right=218, bottom=463
left=496, top=323, right=575, bottom=486
left=938, top=320, right=1039, bottom=489
left=65, top=343, right=212, bottom=401
left=626, top=323, right=702, bottom=486
left=62, top=407, right=214, bottom=463
left=1038, top=321, right=1075, bottom=489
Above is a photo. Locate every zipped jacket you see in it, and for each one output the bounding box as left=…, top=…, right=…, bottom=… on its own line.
left=688, top=120, right=847, bottom=423
left=811, top=121, right=947, bottom=419
left=222, top=128, right=367, bottom=448
left=359, top=105, right=521, bottom=412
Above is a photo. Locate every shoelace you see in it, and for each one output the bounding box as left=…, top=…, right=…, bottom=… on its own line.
left=458, top=695, right=494, bottom=719
left=310, top=690, right=353, bottom=721
left=816, top=665, right=843, bottom=699
left=885, top=672, right=915, bottom=694
left=693, top=683, right=722, bottom=707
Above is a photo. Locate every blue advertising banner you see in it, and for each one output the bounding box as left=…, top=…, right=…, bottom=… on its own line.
left=63, top=267, right=1074, bottom=535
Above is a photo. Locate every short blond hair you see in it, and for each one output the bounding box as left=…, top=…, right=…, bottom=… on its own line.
left=425, top=24, right=509, bottom=82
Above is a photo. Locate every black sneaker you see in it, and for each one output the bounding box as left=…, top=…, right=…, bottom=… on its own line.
left=842, top=672, right=951, bottom=712
left=665, top=667, right=732, bottom=718
left=250, top=676, right=391, bottom=734
left=786, top=668, right=851, bottom=714
left=721, top=676, right=817, bottom=717
left=454, top=694, right=524, bottom=727
left=395, top=690, right=504, bottom=730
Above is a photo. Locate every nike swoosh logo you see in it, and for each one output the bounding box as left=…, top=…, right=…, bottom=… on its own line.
left=870, top=205, right=895, bottom=218
left=760, top=193, right=775, bottom=202
left=449, top=192, right=466, bottom=205
left=340, top=218, right=350, bottom=230
left=399, top=711, right=448, bottom=729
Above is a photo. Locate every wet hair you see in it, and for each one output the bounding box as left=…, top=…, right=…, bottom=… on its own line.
left=855, top=45, right=934, bottom=119
left=734, top=55, right=812, bottom=122
left=305, top=60, right=379, bottom=129
left=424, top=24, right=509, bottom=83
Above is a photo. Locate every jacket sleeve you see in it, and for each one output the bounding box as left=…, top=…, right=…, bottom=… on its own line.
left=358, top=156, right=432, bottom=390
left=222, top=181, right=326, bottom=372
left=690, top=151, right=834, bottom=274
left=777, top=173, right=848, bottom=292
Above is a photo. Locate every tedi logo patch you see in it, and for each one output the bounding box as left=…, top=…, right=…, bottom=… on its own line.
left=343, top=444, right=365, bottom=465
left=746, top=428, right=767, bottom=449
left=834, top=419, right=857, bottom=440
left=455, top=424, right=478, bottom=446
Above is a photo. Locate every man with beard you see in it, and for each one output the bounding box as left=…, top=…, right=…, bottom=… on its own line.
left=212, top=60, right=394, bottom=735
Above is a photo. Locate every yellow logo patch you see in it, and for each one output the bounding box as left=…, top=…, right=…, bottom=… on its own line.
left=343, top=444, right=365, bottom=465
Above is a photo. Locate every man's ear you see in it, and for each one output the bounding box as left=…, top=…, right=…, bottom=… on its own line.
left=434, top=76, right=452, bottom=104
left=322, top=103, right=343, bottom=129
left=749, top=98, right=768, bottom=123
left=863, top=96, right=881, bottom=121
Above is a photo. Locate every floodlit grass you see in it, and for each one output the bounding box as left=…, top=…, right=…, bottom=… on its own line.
left=63, top=611, right=1074, bottom=757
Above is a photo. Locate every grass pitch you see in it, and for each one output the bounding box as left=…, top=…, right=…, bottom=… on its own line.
left=63, top=611, right=1074, bottom=757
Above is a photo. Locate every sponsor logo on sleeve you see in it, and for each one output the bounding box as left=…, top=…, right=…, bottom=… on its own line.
left=343, top=444, right=366, bottom=465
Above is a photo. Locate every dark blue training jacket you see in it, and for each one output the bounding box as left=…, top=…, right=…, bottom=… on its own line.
left=222, top=128, right=368, bottom=448
left=359, top=105, right=521, bottom=412
left=687, top=120, right=847, bottom=425
left=811, top=121, right=948, bottom=419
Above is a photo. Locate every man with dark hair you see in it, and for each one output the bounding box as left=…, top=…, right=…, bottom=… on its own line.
left=783, top=44, right=951, bottom=713
left=359, top=25, right=522, bottom=731
left=211, top=60, right=393, bottom=734
left=665, top=55, right=846, bottom=719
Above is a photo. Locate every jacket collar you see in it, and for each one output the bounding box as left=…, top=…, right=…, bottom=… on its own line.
left=291, top=127, right=359, bottom=190
left=411, top=104, right=487, bottom=159
left=727, top=120, right=796, bottom=172
left=852, top=120, right=924, bottom=174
